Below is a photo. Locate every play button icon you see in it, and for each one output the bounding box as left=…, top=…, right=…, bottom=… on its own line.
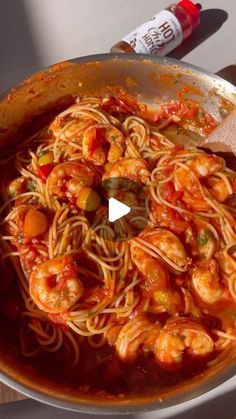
left=84, top=176, right=149, bottom=242
left=108, top=197, right=131, bottom=222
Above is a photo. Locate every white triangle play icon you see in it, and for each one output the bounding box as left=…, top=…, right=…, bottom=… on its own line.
left=108, top=197, right=131, bottom=222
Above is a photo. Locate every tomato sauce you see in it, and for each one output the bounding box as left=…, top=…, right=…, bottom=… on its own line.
left=0, top=93, right=235, bottom=400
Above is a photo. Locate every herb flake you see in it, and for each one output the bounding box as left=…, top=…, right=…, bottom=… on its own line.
left=197, top=230, right=209, bottom=247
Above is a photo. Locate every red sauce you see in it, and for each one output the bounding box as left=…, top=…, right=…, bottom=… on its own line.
left=0, top=94, right=235, bottom=400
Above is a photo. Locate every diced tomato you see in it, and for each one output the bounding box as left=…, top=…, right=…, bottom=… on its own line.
left=166, top=101, right=182, bottom=114
left=24, top=208, right=48, bottom=239
left=204, top=113, right=218, bottom=133
left=161, top=181, right=183, bottom=205
left=153, top=111, right=168, bottom=123
left=161, top=181, right=175, bottom=202
left=100, top=96, right=116, bottom=112
left=183, top=106, right=198, bottom=120
left=154, top=101, right=183, bottom=123
left=151, top=201, right=187, bottom=234
left=101, top=96, right=139, bottom=115
left=37, top=163, right=54, bottom=182
left=154, top=100, right=217, bottom=136
left=88, top=127, right=106, bottom=155
left=115, top=97, right=139, bottom=114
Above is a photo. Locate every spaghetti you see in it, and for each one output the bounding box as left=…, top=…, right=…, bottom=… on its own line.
left=1, top=95, right=236, bottom=394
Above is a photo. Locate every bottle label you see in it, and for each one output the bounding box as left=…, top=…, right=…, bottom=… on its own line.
left=122, top=10, right=183, bottom=56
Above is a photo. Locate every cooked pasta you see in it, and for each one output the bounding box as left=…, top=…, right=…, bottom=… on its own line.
left=0, top=94, right=236, bottom=395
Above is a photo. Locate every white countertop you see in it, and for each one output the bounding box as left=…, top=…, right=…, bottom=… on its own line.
left=0, top=0, right=236, bottom=416
left=1, top=0, right=236, bottom=92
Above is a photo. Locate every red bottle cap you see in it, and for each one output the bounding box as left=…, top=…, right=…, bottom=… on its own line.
left=178, top=0, right=202, bottom=29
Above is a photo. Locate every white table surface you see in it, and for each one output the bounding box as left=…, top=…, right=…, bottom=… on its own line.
left=0, top=0, right=236, bottom=416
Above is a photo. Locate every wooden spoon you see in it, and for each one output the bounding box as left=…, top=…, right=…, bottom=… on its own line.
left=200, top=106, right=236, bottom=170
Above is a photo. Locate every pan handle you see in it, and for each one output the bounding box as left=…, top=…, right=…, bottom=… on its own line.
left=216, top=65, right=236, bottom=86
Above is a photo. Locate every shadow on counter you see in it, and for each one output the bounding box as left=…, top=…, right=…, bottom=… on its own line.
left=0, top=0, right=41, bottom=92
left=216, top=65, right=236, bottom=86
left=168, top=9, right=228, bottom=60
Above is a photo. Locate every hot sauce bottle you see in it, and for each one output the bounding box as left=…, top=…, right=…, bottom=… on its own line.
left=111, top=0, right=202, bottom=56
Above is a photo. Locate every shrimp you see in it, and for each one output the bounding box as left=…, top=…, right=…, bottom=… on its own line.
left=185, top=221, right=216, bottom=260
left=49, top=112, right=94, bottom=138
left=30, top=255, right=84, bottom=313
left=208, top=178, right=231, bottom=202
left=191, top=259, right=225, bottom=304
left=82, top=125, right=125, bottom=165
left=216, top=251, right=236, bottom=303
left=107, top=315, right=160, bottom=362
left=155, top=317, right=214, bottom=371
left=61, top=119, right=94, bottom=140
left=47, top=162, right=95, bottom=198
left=134, top=229, right=190, bottom=270
left=187, top=154, right=225, bottom=178
left=174, top=166, right=210, bottom=211
left=131, top=229, right=189, bottom=311
left=216, top=251, right=236, bottom=277
left=103, top=158, right=150, bottom=184
left=174, top=154, right=225, bottom=211
left=7, top=177, right=26, bottom=197
left=131, top=245, right=169, bottom=291
left=131, top=243, right=183, bottom=313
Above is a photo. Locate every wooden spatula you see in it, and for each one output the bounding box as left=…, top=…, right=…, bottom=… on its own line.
left=200, top=106, right=236, bottom=170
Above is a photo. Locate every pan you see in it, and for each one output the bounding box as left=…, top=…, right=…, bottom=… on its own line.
left=0, top=53, right=236, bottom=414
